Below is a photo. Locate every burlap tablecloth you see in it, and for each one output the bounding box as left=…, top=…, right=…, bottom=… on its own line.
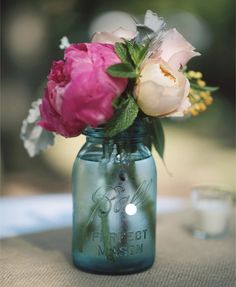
left=1, top=211, right=235, bottom=287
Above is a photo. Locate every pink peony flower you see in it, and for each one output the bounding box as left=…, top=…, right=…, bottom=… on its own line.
left=38, top=43, right=128, bottom=137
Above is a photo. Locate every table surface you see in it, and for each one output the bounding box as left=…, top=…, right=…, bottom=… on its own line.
left=1, top=194, right=235, bottom=287
left=0, top=194, right=188, bottom=239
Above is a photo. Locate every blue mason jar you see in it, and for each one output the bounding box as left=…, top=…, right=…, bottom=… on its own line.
left=72, top=120, right=157, bottom=274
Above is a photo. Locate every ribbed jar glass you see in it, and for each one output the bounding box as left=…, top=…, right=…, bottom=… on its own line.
left=72, top=120, right=157, bottom=274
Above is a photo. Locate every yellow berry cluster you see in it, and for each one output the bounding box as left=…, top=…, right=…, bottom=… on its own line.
left=185, top=70, right=214, bottom=117
left=188, top=71, right=202, bottom=79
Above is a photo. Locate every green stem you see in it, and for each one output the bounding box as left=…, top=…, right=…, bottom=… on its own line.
left=101, top=214, right=114, bottom=261
left=77, top=203, right=98, bottom=252
left=100, top=163, right=115, bottom=261
left=127, top=161, right=156, bottom=238
left=116, top=143, right=130, bottom=246
left=190, top=82, right=219, bottom=92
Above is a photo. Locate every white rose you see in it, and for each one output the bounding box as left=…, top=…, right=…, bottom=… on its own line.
left=134, top=60, right=190, bottom=117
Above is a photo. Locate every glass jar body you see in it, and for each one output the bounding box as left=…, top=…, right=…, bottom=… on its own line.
left=72, top=127, right=157, bottom=274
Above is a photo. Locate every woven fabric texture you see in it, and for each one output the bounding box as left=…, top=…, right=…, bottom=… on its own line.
left=1, top=211, right=235, bottom=287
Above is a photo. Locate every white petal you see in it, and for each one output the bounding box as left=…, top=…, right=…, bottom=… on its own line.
left=159, top=28, right=199, bottom=64
left=140, top=62, right=177, bottom=88
left=167, top=78, right=191, bottom=117
left=144, top=10, right=166, bottom=32
left=168, top=50, right=200, bottom=70
left=112, top=27, right=136, bottom=39
left=91, top=32, right=122, bottom=44
left=27, top=99, right=42, bottom=123
left=20, top=99, right=55, bottom=157
left=136, top=81, right=182, bottom=116
left=59, top=36, right=70, bottom=50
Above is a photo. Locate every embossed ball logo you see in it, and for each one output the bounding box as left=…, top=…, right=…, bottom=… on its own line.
left=92, top=180, right=152, bottom=217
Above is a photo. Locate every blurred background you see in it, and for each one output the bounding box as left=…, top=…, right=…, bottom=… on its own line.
left=1, top=0, right=235, bottom=198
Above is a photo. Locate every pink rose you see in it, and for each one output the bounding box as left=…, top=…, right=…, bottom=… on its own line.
left=135, top=29, right=199, bottom=117
left=158, top=28, right=200, bottom=70
left=38, top=43, right=128, bottom=137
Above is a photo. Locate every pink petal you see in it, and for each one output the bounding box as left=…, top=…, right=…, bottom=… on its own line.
left=159, top=28, right=199, bottom=67
left=112, top=27, right=136, bottom=39
left=168, top=50, right=200, bottom=70
left=91, top=32, right=122, bottom=44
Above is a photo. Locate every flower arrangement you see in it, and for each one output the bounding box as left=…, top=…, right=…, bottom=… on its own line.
left=21, top=10, right=218, bottom=159
left=20, top=10, right=219, bottom=272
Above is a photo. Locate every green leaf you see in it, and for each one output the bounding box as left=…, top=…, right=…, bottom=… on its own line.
left=190, top=82, right=219, bottom=92
left=150, top=118, right=165, bottom=159
left=129, top=43, right=142, bottom=66
left=106, top=63, right=137, bottom=78
left=115, top=42, right=130, bottom=64
left=124, top=41, right=135, bottom=62
left=112, top=97, right=123, bottom=109
left=135, top=44, right=149, bottom=67
left=105, top=95, right=139, bottom=137
left=124, top=41, right=149, bottom=67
